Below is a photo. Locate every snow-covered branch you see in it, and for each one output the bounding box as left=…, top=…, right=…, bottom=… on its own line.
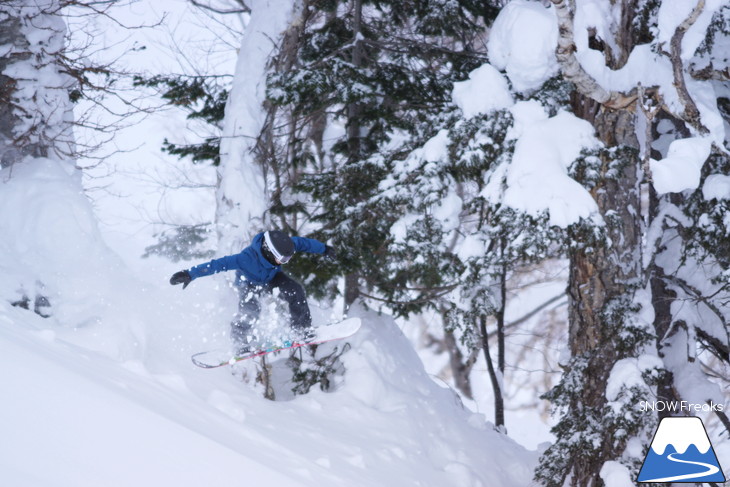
left=549, top=0, right=636, bottom=109
left=669, top=0, right=709, bottom=134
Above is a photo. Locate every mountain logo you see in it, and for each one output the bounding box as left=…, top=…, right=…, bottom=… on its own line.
left=638, top=416, right=726, bottom=483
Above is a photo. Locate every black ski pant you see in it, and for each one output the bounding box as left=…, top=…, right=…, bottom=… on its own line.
left=231, top=271, right=311, bottom=344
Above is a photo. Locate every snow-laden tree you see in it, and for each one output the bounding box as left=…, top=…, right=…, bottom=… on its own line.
left=0, top=0, right=77, bottom=317
left=379, top=2, right=730, bottom=482
left=251, top=0, right=570, bottom=422
left=0, top=0, right=76, bottom=167
left=527, top=1, right=730, bottom=486
left=264, top=0, right=491, bottom=307
left=201, top=0, right=729, bottom=474
left=212, top=0, right=305, bottom=254
left=274, top=0, right=729, bottom=483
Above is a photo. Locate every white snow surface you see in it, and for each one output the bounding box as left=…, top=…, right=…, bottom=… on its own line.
left=0, top=157, right=537, bottom=486
left=487, top=0, right=559, bottom=93
left=605, top=354, right=663, bottom=405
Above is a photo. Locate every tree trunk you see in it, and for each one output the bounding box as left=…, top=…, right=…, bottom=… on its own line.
left=344, top=273, right=360, bottom=311
left=443, top=324, right=474, bottom=400
left=537, top=2, right=659, bottom=483
left=480, top=315, right=504, bottom=428
left=215, top=0, right=303, bottom=251
left=564, top=99, right=642, bottom=487
left=342, top=0, right=364, bottom=310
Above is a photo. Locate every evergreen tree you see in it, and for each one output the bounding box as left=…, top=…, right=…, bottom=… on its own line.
left=133, top=74, right=229, bottom=166
left=535, top=1, right=730, bottom=486
left=0, top=0, right=76, bottom=166
left=266, top=0, right=490, bottom=306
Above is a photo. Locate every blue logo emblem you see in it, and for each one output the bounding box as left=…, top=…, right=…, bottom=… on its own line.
left=638, top=417, right=726, bottom=483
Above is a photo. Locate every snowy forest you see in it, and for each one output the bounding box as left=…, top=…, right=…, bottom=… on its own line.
left=2, top=0, right=730, bottom=486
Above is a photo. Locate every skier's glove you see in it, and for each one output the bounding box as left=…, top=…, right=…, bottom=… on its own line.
left=170, top=270, right=192, bottom=289
left=323, top=245, right=338, bottom=262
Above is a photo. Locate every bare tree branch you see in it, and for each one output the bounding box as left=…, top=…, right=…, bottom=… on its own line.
left=714, top=406, right=730, bottom=438
left=504, top=293, right=566, bottom=330
left=690, top=65, right=730, bottom=82
left=190, top=0, right=250, bottom=15
left=669, top=0, right=709, bottom=134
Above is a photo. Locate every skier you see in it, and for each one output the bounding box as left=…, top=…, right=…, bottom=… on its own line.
left=169, top=230, right=336, bottom=351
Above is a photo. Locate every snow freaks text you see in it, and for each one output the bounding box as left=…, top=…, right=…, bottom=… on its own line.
left=639, top=401, right=725, bottom=413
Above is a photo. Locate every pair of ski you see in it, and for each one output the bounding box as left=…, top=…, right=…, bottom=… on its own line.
left=191, top=317, right=361, bottom=369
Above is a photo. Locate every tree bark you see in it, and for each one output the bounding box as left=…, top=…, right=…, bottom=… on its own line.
left=565, top=99, right=643, bottom=487
left=550, top=0, right=636, bottom=109
left=481, top=315, right=505, bottom=428
left=443, top=322, right=474, bottom=400
left=549, top=2, right=646, bottom=484
left=342, top=0, right=364, bottom=310
left=668, top=0, right=708, bottom=134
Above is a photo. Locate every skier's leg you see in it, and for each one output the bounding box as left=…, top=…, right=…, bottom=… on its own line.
left=270, top=271, right=312, bottom=333
left=231, top=280, right=263, bottom=346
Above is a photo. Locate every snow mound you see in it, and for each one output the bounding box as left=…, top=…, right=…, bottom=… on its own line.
left=1, top=301, right=537, bottom=487
left=340, top=305, right=537, bottom=486
left=452, top=63, right=514, bottom=117
left=0, top=157, right=166, bottom=359
left=0, top=158, right=125, bottom=328
left=488, top=0, right=558, bottom=93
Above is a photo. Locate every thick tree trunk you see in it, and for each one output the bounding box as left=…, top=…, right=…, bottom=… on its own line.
left=565, top=102, right=642, bottom=487
left=539, top=2, right=656, bottom=484
left=558, top=74, right=646, bottom=484
left=215, top=0, right=302, bottom=250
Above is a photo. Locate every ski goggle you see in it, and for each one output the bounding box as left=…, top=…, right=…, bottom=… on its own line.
left=276, top=253, right=292, bottom=264
left=263, top=235, right=293, bottom=264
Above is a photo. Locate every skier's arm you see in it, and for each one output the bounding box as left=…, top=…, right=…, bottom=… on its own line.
left=187, top=254, right=242, bottom=280
left=291, top=236, right=326, bottom=254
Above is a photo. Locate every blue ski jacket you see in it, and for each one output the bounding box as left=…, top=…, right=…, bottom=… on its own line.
left=187, top=232, right=326, bottom=285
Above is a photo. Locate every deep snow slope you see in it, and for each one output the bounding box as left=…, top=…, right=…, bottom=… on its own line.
left=1, top=302, right=537, bottom=487
left=0, top=158, right=537, bottom=487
